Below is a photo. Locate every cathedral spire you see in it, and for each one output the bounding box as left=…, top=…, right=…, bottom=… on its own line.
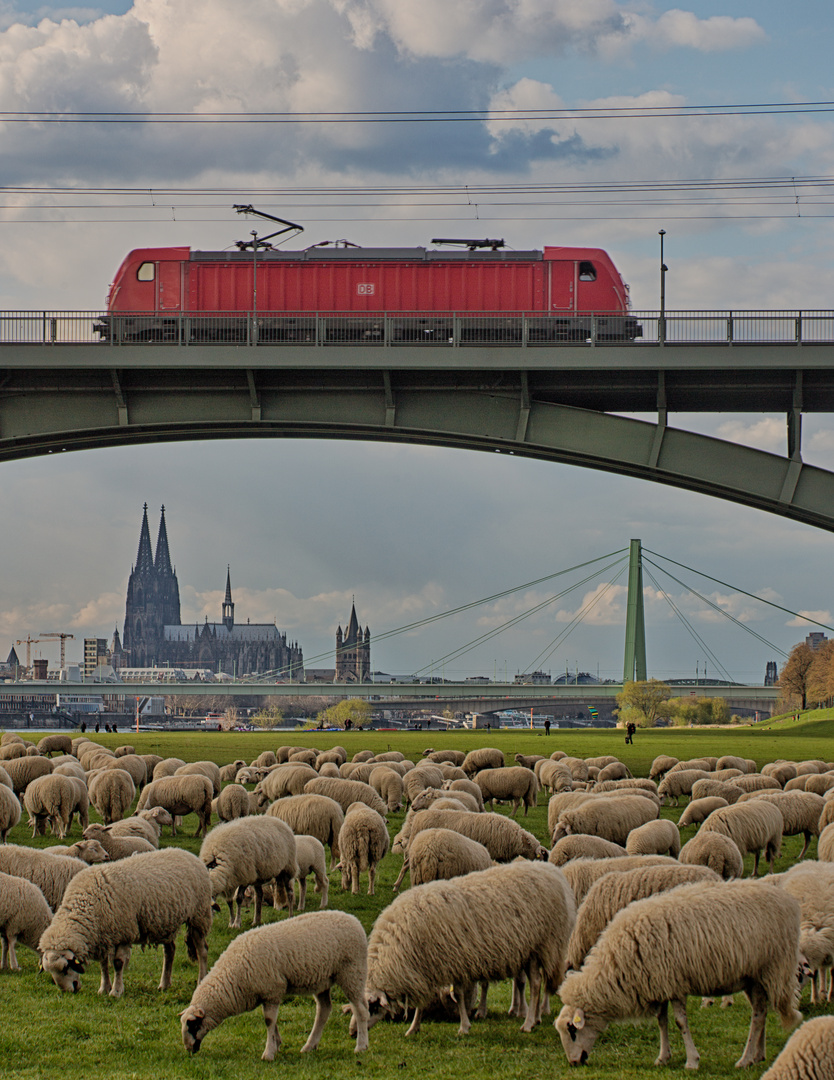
left=222, top=565, right=234, bottom=631
left=135, top=503, right=154, bottom=575
left=154, top=504, right=173, bottom=575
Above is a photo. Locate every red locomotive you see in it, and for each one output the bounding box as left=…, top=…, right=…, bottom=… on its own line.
left=98, top=231, right=640, bottom=344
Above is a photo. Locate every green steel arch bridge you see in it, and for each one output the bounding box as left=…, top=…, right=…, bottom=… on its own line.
left=2, top=308, right=834, bottom=530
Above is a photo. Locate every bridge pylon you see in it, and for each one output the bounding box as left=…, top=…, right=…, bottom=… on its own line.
left=623, top=538, right=647, bottom=682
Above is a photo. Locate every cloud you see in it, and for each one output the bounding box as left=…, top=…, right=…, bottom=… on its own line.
left=786, top=610, right=832, bottom=629
left=632, top=10, right=766, bottom=53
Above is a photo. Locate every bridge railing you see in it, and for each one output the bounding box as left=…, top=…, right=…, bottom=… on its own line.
left=3, top=310, right=834, bottom=346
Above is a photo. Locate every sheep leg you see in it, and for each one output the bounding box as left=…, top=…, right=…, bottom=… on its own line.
left=251, top=883, right=264, bottom=927
left=158, top=941, right=176, bottom=991
left=392, top=856, right=409, bottom=892
left=405, top=1007, right=423, bottom=1036
left=3, top=933, right=17, bottom=971
left=278, top=873, right=294, bottom=918
left=316, top=870, right=329, bottom=909
left=226, top=896, right=239, bottom=928
left=454, top=982, right=472, bottom=1036
left=655, top=1001, right=671, bottom=1065
left=797, top=832, right=810, bottom=860
left=736, top=986, right=767, bottom=1067
left=351, top=867, right=360, bottom=895
left=520, top=963, right=543, bottom=1031
left=261, top=1001, right=282, bottom=1061
left=111, top=943, right=131, bottom=998
left=298, top=876, right=307, bottom=912
left=98, top=953, right=113, bottom=995
left=671, top=998, right=700, bottom=1070
left=302, top=989, right=332, bottom=1052
left=347, top=995, right=370, bottom=1053
left=368, top=864, right=377, bottom=896
left=508, top=975, right=525, bottom=1017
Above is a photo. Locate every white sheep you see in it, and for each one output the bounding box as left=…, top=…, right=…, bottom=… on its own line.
left=303, top=777, right=387, bottom=817
left=369, top=766, right=403, bottom=813
left=23, top=773, right=79, bottom=838
left=649, top=755, right=679, bottom=779
left=548, top=835, right=628, bottom=866
left=699, top=800, right=783, bottom=875
left=560, top=854, right=679, bottom=904
left=734, top=773, right=783, bottom=793
left=136, top=775, right=213, bottom=837
left=736, top=790, right=825, bottom=859
left=88, top=768, right=136, bottom=825
left=100, top=754, right=147, bottom=791
left=0, top=784, right=21, bottom=842
left=402, top=765, right=445, bottom=804
left=566, top=862, right=721, bottom=971
left=214, top=783, right=251, bottom=822
left=657, top=769, right=711, bottom=806
left=690, top=777, right=745, bottom=804
left=678, top=796, right=729, bottom=828
left=678, top=830, right=744, bottom=879
left=152, top=756, right=187, bottom=779
left=4, top=755, right=53, bottom=796
left=551, top=795, right=659, bottom=846
left=404, top=808, right=547, bottom=862
left=265, top=792, right=345, bottom=872
left=597, top=761, right=632, bottom=782
left=181, top=911, right=370, bottom=1059
left=43, top=839, right=110, bottom=864
left=391, top=826, right=492, bottom=892
left=0, top=869, right=53, bottom=969
left=475, top=766, right=539, bottom=816
left=200, top=815, right=298, bottom=928
left=555, top=878, right=802, bottom=1070
left=82, top=823, right=156, bottom=860
left=411, top=787, right=479, bottom=813
left=246, top=835, right=330, bottom=913
left=423, top=749, right=466, bottom=766
left=218, top=759, right=246, bottom=782
left=255, top=763, right=318, bottom=804
left=363, top=861, right=575, bottom=1036
left=442, top=778, right=485, bottom=809
left=759, top=1016, right=834, bottom=1080
left=106, top=816, right=160, bottom=848
left=818, top=821, right=834, bottom=861
left=537, top=759, right=574, bottom=795
left=461, top=747, right=504, bottom=777
left=0, top=844, right=86, bottom=910
left=338, top=802, right=390, bottom=896
left=40, top=847, right=212, bottom=998
left=625, top=818, right=681, bottom=857
left=775, top=862, right=834, bottom=1004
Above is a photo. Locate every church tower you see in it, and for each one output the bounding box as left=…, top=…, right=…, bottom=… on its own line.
left=222, top=566, right=235, bottom=631
left=335, top=602, right=371, bottom=682
left=122, top=505, right=181, bottom=666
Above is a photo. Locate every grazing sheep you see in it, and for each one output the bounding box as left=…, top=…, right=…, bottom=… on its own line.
left=318, top=762, right=340, bottom=778
left=402, top=765, right=445, bottom=804
left=136, top=775, right=213, bottom=837
left=555, top=879, right=802, bottom=1071
left=88, top=768, right=135, bottom=825
left=678, top=796, right=729, bottom=828
left=251, top=750, right=278, bottom=768
left=23, top=774, right=79, bottom=838
left=736, top=790, right=825, bottom=859
left=423, top=750, right=466, bottom=766
left=475, top=766, right=539, bottom=817
left=106, top=816, right=159, bottom=847
left=690, top=777, right=745, bottom=803
left=734, top=773, right=783, bottom=793
left=0, top=870, right=53, bottom=969
left=37, top=734, right=73, bottom=757
left=175, top=761, right=222, bottom=797
left=303, top=777, right=387, bottom=817
left=4, top=755, right=53, bottom=796
left=759, top=1016, right=834, bottom=1080
left=153, top=757, right=186, bottom=779
left=82, top=823, right=155, bottom=860
left=52, top=761, right=87, bottom=783
left=700, top=800, right=783, bottom=875
left=200, top=815, right=298, bottom=929
left=256, top=764, right=318, bottom=805
left=649, top=755, right=679, bottom=780
left=547, top=792, right=597, bottom=838
left=0, top=764, right=13, bottom=790
left=821, top=799, right=834, bottom=832
left=0, top=845, right=86, bottom=910
left=775, top=862, right=834, bottom=1004
left=551, top=795, right=659, bottom=846
left=561, top=855, right=678, bottom=904
left=536, top=760, right=574, bottom=795
left=43, top=839, right=110, bottom=864
left=461, top=747, right=504, bottom=777
left=0, top=785, right=21, bottom=842
left=291, top=836, right=329, bottom=911
left=392, top=827, right=492, bottom=892
left=566, top=863, right=721, bottom=971
left=626, top=819, right=681, bottom=857
left=350, top=749, right=375, bottom=763
left=597, top=762, right=632, bottom=783
left=668, top=758, right=716, bottom=774
left=678, top=830, right=744, bottom=880
left=819, top=821, right=834, bottom=861
left=214, top=783, right=251, bottom=822
left=100, top=754, right=147, bottom=792
left=404, top=808, right=547, bottom=862
left=593, top=777, right=659, bottom=795
left=657, top=769, right=711, bottom=806
left=338, top=803, right=389, bottom=896
left=40, top=848, right=212, bottom=997
left=316, top=746, right=348, bottom=768
left=716, top=755, right=750, bottom=773
left=763, top=762, right=798, bottom=786
left=0, top=743, right=25, bottom=761
left=342, top=763, right=375, bottom=784
left=139, top=753, right=164, bottom=779
left=181, top=911, right=370, bottom=1059
left=364, top=861, right=575, bottom=1036
left=443, top=778, right=485, bottom=810
left=113, top=744, right=135, bottom=757
left=411, top=787, right=479, bottom=813
left=218, top=760, right=246, bottom=782
left=265, top=793, right=344, bottom=872
left=369, top=767, right=403, bottom=813
left=289, top=750, right=318, bottom=767
left=514, top=753, right=546, bottom=770
left=805, top=773, right=834, bottom=797
left=549, top=835, right=628, bottom=866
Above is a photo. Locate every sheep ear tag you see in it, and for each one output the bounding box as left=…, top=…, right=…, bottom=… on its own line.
left=572, top=1010, right=585, bottom=1030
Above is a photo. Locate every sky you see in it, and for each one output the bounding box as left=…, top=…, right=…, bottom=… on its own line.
left=2, top=0, right=834, bottom=684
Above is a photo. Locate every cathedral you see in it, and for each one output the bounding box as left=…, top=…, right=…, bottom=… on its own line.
left=115, top=505, right=304, bottom=678
left=335, top=603, right=371, bottom=682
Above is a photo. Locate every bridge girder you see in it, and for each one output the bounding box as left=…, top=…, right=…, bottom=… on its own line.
left=2, top=343, right=834, bottom=530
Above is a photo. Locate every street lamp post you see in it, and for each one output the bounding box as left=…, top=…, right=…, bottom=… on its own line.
left=659, top=229, right=668, bottom=344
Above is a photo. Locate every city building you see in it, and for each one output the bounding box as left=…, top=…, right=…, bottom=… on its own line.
left=115, top=505, right=304, bottom=678
left=84, top=637, right=109, bottom=678
left=805, top=632, right=828, bottom=650
left=335, top=603, right=371, bottom=682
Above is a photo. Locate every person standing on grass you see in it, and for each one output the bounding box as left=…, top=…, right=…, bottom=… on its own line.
left=625, top=721, right=636, bottom=744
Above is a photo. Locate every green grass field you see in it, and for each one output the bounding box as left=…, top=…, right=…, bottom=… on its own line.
left=2, top=720, right=832, bottom=1080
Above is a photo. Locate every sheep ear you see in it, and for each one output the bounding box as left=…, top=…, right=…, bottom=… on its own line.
left=572, top=1009, right=585, bottom=1030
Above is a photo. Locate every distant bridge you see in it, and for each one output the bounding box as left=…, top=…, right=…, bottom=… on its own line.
left=2, top=308, right=834, bottom=529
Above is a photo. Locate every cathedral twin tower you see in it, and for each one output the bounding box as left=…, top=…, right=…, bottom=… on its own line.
left=118, top=505, right=304, bottom=678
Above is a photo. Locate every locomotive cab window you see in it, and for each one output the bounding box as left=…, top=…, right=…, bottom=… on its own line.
left=137, top=262, right=155, bottom=281
left=578, top=261, right=597, bottom=281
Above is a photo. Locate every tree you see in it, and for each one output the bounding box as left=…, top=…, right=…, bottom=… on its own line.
left=313, top=699, right=373, bottom=730
left=778, top=643, right=815, bottom=710
left=665, top=695, right=730, bottom=726
left=615, top=679, right=671, bottom=728
left=250, top=704, right=284, bottom=730
left=806, top=639, right=834, bottom=708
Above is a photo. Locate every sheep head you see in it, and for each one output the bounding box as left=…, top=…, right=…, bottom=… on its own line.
left=42, top=949, right=85, bottom=993
left=180, top=1005, right=209, bottom=1053
left=555, top=1005, right=606, bottom=1066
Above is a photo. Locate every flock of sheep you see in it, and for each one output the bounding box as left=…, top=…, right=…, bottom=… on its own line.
left=0, top=728, right=832, bottom=1075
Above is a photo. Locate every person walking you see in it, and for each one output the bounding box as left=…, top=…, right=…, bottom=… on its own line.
left=544, top=719, right=551, bottom=736
left=625, top=721, right=636, bottom=744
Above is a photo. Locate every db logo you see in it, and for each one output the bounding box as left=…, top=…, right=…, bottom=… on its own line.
left=357, top=283, right=375, bottom=295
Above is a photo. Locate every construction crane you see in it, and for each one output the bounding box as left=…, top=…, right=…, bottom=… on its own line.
left=14, top=636, right=40, bottom=668
left=39, top=632, right=75, bottom=669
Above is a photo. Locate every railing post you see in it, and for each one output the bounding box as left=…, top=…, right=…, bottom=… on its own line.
left=590, top=314, right=597, bottom=346
left=316, top=314, right=325, bottom=346
left=451, top=313, right=460, bottom=348
left=727, top=311, right=734, bottom=344
left=658, top=312, right=666, bottom=346
left=521, top=313, right=528, bottom=347
left=796, top=311, right=803, bottom=344
left=384, top=313, right=392, bottom=347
